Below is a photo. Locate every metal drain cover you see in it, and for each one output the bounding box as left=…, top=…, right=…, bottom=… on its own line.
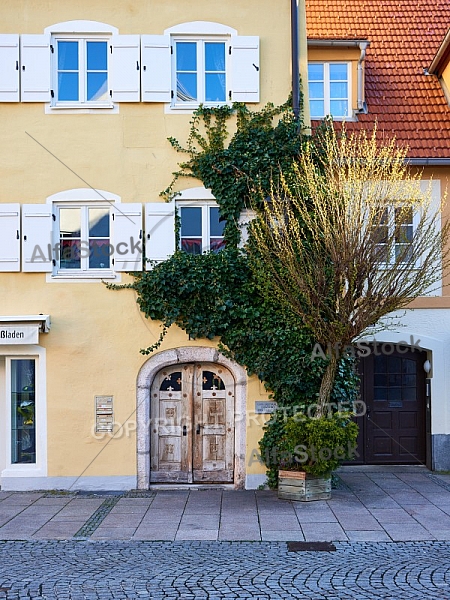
left=287, top=541, right=336, bottom=552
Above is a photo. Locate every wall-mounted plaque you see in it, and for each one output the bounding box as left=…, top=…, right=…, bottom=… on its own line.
left=255, top=401, right=278, bottom=414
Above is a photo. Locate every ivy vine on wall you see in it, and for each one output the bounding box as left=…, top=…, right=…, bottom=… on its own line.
left=107, top=101, right=358, bottom=488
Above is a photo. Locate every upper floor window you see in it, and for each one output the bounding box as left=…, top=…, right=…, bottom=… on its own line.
left=56, top=204, right=111, bottom=271
left=164, top=22, right=259, bottom=110
left=55, top=38, right=109, bottom=105
left=308, top=62, right=351, bottom=119
left=180, top=203, right=225, bottom=254
left=371, top=205, right=416, bottom=265
left=174, top=39, right=227, bottom=105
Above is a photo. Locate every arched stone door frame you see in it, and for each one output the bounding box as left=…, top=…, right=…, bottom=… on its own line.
left=136, top=347, right=247, bottom=489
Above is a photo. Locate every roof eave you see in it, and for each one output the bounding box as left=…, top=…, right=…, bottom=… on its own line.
left=307, top=38, right=370, bottom=48
left=429, top=27, right=450, bottom=76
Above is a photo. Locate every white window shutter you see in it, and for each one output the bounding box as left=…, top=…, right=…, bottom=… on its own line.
left=112, top=203, right=143, bottom=272
left=0, top=35, right=19, bottom=102
left=238, top=208, right=257, bottom=248
left=20, top=34, right=51, bottom=102
left=0, top=204, right=20, bottom=271
left=230, top=36, right=260, bottom=103
left=145, top=201, right=175, bottom=264
left=110, top=35, right=141, bottom=102
left=141, top=35, right=171, bottom=102
left=22, top=204, right=53, bottom=273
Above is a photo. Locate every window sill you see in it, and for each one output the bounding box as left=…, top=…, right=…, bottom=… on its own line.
left=46, top=272, right=121, bottom=283
left=165, top=101, right=231, bottom=115
left=45, top=103, right=119, bottom=115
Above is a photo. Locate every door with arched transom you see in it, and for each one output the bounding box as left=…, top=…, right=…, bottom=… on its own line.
left=150, top=363, right=235, bottom=483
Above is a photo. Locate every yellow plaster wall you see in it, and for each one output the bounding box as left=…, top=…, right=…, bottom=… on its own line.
left=0, top=0, right=292, bottom=481
left=441, top=62, right=450, bottom=104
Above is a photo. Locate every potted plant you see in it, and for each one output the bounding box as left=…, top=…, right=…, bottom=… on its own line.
left=275, top=411, right=358, bottom=501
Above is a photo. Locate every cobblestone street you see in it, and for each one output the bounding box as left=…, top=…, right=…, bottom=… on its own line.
left=1, top=469, right=450, bottom=598
left=0, top=539, right=450, bottom=599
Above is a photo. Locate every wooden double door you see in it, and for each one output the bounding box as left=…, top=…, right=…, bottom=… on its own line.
left=150, top=363, right=235, bottom=484
left=355, top=346, right=428, bottom=465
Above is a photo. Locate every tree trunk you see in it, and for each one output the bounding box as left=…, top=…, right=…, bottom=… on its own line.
left=316, top=351, right=338, bottom=418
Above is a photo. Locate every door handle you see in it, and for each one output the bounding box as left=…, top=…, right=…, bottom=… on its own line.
left=196, top=424, right=202, bottom=435
left=183, top=425, right=187, bottom=436
left=366, top=408, right=371, bottom=420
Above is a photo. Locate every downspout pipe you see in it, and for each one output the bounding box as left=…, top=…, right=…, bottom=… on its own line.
left=291, top=0, right=300, bottom=120
left=298, top=0, right=311, bottom=131
left=357, top=41, right=369, bottom=112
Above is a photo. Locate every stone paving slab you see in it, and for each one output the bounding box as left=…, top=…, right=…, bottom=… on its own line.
left=1, top=467, right=450, bottom=542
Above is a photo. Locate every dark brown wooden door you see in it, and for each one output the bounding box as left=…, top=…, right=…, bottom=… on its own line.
left=356, top=346, right=427, bottom=464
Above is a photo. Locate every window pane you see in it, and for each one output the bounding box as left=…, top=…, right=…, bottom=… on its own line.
left=58, top=41, right=78, bottom=70
left=209, top=207, right=225, bottom=237
left=205, top=73, right=226, bottom=102
left=181, top=239, right=202, bottom=254
left=87, top=72, right=108, bottom=101
left=330, top=82, right=348, bottom=99
left=87, top=41, right=107, bottom=70
left=309, top=100, right=324, bottom=117
left=180, top=207, right=202, bottom=236
left=309, top=82, right=324, bottom=100
left=60, top=208, right=81, bottom=238
left=177, top=73, right=197, bottom=102
left=60, top=240, right=81, bottom=269
left=329, top=63, right=348, bottom=80
left=210, top=238, right=226, bottom=253
left=11, top=359, right=36, bottom=465
left=330, top=100, right=348, bottom=116
left=58, top=72, right=79, bottom=101
left=205, top=42, right=225, bottom=71
left=89, top=240, right=110, bottom=269
left=176, top=42, right=197, bottom=71
left=89, top=208, right=109, bottom=237
left=308, top=64, right=323, bottom=81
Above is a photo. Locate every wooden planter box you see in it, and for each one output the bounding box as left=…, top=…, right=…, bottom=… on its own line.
left=278, top=470, right=331, bottom=502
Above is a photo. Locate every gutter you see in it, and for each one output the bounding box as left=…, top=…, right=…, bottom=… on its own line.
left=408, top=158, right=450, bottom=166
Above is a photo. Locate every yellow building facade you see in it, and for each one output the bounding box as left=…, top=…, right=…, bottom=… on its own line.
left=2, top=0, right=450, bottom=491
left=0, top=0, right=293, bottom=490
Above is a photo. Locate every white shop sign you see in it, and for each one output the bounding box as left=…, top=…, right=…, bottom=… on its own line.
left=0, top=325, right=39, bottom=344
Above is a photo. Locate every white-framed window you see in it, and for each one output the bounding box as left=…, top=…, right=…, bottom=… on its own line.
left=156, top=22, right=259, bottom=111
left=53, top=36, right=109, bottom=106
left=8, top=357, right=36, bottom=465
left=173, top=38, right=228, bottom=106
left=371, top=204, right=417, bottom=265
left=308, top=62, right=351, bottom=119
left=54, top=202, right=112, bottom=273
left=0, top=347, right=48, bottom=483
left=179, top=202, right=225, bottom=254
left=16, top=189, right=143, bottom=278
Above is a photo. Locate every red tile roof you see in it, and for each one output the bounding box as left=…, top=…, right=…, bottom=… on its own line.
left=306, top=0, right=450, bottom=159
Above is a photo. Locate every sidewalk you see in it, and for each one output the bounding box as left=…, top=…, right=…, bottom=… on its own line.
left=1, top=467, right=450, bottom=543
